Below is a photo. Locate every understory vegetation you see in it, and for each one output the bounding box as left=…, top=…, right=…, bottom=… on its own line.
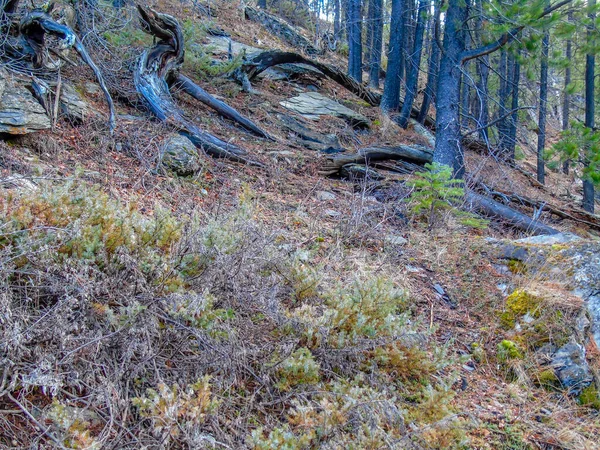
left=0, top=180, right=467, bottom=448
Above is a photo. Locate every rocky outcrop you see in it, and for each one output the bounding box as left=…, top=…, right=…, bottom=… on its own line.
left=0, top=69, right=51, bottom=135
left=280, top=92, right=370, bottom=128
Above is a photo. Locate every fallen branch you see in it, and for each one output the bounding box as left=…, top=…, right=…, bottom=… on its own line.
left=241, top=50, right=381, bottom=106
left=173, top=74, right=272, bottom=140
left=320, top=144, right=433, bottom=176
left=465, top=191, right=559, bottom=236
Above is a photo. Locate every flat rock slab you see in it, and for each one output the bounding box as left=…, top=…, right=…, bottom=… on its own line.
left=280, top=92, right=370, bottom=129
left=0, top=70, right=50, bottom=135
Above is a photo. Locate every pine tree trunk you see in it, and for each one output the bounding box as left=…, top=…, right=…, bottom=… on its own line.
left=583, top=0, right=596, bottom=213
left=506, top=50, right=521, bottom=165
left=334, top=0, right=341, bottom=39
left=417, top=3, right=439, bottom=123
left=347, top=0, right=363, bottom=82
left=562, top=11, right=572, bottom=174
left=381, top=0, right=404, bottom=111
left=368, top=0, right=383, bottom=88
left=397, top=0, right=427, bottom=127
left=536, top=25, right=549, bottom=184
left=433, top=0, right=467, bottom=176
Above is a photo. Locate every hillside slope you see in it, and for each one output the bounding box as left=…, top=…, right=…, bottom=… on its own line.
left=0, top=1, right=599, bottom=449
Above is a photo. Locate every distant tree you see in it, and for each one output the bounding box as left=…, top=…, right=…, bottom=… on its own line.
left=536, top=18, right=550, bottom=184
left=397, top=0, right=427, bottom=127
left=380, top=0, right=404, bottom=111
left=583, top=0, right=596, bottom=212
left=347, top=0, right=363, bottom=82
left=368, top=0, right=383, bottom=88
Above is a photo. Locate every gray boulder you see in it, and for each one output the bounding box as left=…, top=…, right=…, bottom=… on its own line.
left=161, top=134, right=203, bottom=176
left=551, top=342, right=593, bottom=394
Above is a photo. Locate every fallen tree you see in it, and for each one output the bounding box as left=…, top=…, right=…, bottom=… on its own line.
left=320, top=144, right=433, bottom=176
left=465, top=191, right=559, bottom=236
left=240, top=50, right=382, bottom=106
left=134, top=6, right=266, bottom=165
left=1, top=3, right=116, bottom=132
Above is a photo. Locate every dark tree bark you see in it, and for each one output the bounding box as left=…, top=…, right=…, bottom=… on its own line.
left=418, top=3, right=439, bottom=123
left=347, top=0, right=363, bottom=82
left=583, top=0, right=596, bottom=213
left=334, top=0, right=341, bottom=39
left=562, top=11, right=573, bottom=174
left=368, top=0, right=383, bottom=88
left=381, top=0, right=404, bottom=111
left=536, top=25, right=549, bottom=184
left=365, top=0, right=374, bottom=71
left=506, top=50, right=521, bottom=165
left=497, top=49, right=511, bottom=155
left=397, top=0, right=427, bottom=128
left=433, top=0, right=467, bottom=176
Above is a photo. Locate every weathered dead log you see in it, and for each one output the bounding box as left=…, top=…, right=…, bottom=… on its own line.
left=173, top=74, right=272, bottom=140
left=320, top=144, right=433, bottom=176
left=465, top=191, right=559, bottom=236
left=480, top=185, right=600, bottom=232
left=18, top=10, right=116, bottom=132
left=242, top=50, right=381, bottom=106
left=244, top=7, right=319, bottom=55
left=134, top=6, right=262, bottom=165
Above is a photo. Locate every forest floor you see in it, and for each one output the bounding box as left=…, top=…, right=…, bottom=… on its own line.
left=0, top=0, right=599, bottom=449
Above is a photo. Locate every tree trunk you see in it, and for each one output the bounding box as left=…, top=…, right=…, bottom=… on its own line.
left=397, top=0, right=427, bottom=128
left=433, top=0, right=467, bottom=176
left=381, top=0, right=404, bottom=111
left=417, top=3, right=439, bottom=123
left=583, top=0, right=596, bottom=213
left=334, top=0, right=341, bottom=39
left=562, top=11, right=572, bottom=174
left=475, top=56, right=490, bottom=141
left=368, top=0, right=383, bottom=88
left=506, top=50, right=521, bottom=165
left=347, top=0, right=363, bottom=82
left=497, top=49, right=511, bottom=156
left=536, top=23, right=549, bottom=184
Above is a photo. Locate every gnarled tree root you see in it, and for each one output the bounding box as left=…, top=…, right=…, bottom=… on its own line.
left=134, top=6, right=265, bottom=165
left=9, top=8, right=116, bottom=132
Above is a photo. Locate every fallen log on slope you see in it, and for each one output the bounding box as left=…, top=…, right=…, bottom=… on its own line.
left=173, top=74, right=272, bottom=140
left=241, top=50, right=381, bottom=106
left=244, top=7, right=320, bottom=55
left=480, top=185, right=600, bottom=232
left=320, top=145, right=433, bottom=176
left=465, top=191, right=559, bottom=236
left=134, top=6, right=263, bottom=165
